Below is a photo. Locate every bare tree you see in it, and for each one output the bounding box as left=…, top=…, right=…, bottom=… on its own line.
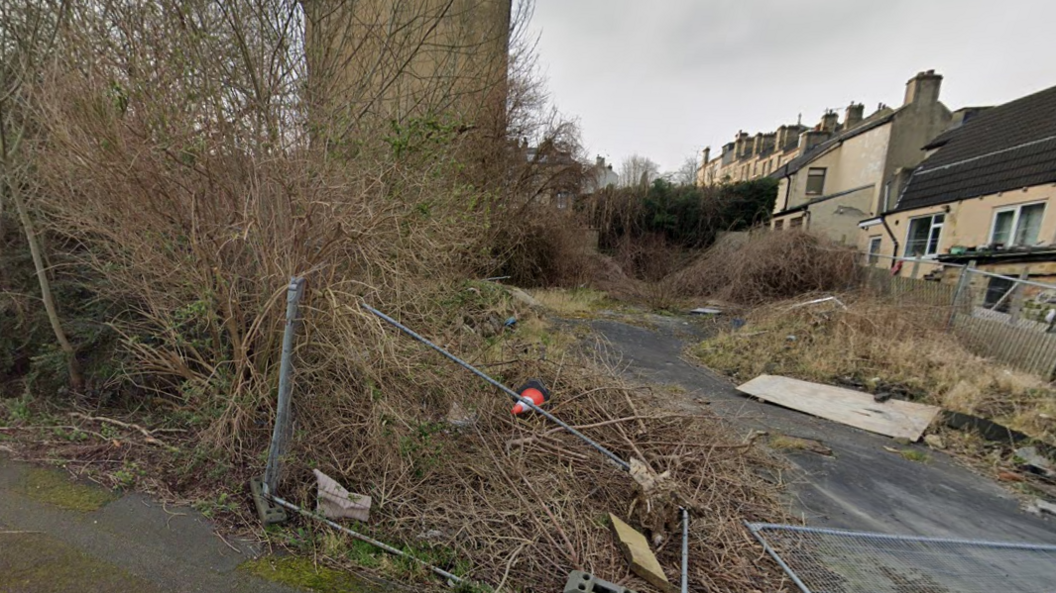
left=618, top=154, right=659, bottom=188
left=0, top=0, right=83, bottom=389
left=672, top=155, right=699, bottom=186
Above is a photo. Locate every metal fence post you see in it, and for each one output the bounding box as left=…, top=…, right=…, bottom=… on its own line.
left=947, top=261, right=974, bottom=332
left=264, top=276, right=306, bottom=493
left=1009, top=267, right=1030, bottom=326
left=252, top=276, right=306, bottom=524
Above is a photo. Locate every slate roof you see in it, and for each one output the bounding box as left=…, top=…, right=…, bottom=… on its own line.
left=894, top=84, right=1056, bottom=212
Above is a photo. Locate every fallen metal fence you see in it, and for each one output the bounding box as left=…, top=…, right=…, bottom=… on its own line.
left=862, top=254, right=1056, bottom=379
left=747, top=523, right=1056, bottom=593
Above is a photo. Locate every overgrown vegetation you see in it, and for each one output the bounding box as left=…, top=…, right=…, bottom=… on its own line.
left=585, top=178, right=778, bottom=252
left=0, top=1, right=789, bottom=591
left=670, top=230, right=861, bottom=305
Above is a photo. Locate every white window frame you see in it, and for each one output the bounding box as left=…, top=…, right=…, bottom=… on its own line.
left=866, top=236, right=883, bottom=265
left=805, top=167, right=827, bottom=195
left=988, top=201, right=1046, bottom=246
left=904, top=213, right=945, bottom=259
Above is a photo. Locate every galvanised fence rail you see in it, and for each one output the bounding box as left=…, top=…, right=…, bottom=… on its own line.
left=747, top=523, right=1056, bottom=593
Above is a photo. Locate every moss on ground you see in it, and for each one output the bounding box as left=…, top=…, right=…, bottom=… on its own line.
left=240, top=556, right=392, bottom=593
left=0, top=532, right=161, bottom=593
left=20, top=468, right=116, bottom=512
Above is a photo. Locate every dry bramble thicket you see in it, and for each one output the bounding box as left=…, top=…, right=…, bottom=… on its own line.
left=0, top=1, right=788, bottom=591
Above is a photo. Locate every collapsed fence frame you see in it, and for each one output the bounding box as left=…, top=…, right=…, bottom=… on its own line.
left=253, top=280, right=643, bottom=589
left=252, top=277, right=475, bottom=585
left=746, top=522, right=1056, bottom=593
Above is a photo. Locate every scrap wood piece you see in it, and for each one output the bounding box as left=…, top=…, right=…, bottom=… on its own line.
left=313, top=469, right=371, bottom=522
left=609, top=513, right=677, bottom=593
left=736, top=375, right=941, bottom=441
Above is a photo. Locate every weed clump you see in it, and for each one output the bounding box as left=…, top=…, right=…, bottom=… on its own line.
left=671, top=230, right=861, bottom=305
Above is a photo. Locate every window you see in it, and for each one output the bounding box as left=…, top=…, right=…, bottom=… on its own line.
left=789, top=216, right=804, bottom=229
left=867, top=236, right=883, bottom=265
left=904, top=213, right=944, bottom=257
left=990, top=202, right=1045, bottom=246
left=806, top=168, right=826, bottom=195
left=774, top=219, right=784, bottom=230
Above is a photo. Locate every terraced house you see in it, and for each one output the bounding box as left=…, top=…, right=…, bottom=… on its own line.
left=769, top=71, right=953, bottom=244
left=862, top=82, right=1056, bottom=287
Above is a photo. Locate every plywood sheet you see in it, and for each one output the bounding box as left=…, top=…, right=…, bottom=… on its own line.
left=736, top=375, right=941, bottom=441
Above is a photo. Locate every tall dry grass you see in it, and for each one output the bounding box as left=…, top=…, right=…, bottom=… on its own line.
left=694, top=295, right=1056, bottom=443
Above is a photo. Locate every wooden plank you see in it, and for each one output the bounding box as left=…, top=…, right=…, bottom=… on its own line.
left=608, top=514, right=676, bottom=593
left=736, top=375, right=941, bottom=441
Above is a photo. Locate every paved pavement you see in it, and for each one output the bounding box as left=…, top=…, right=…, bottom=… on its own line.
left=0, top=457, right=301, bottom=593
left=589, top=315, right=1056, bottom=543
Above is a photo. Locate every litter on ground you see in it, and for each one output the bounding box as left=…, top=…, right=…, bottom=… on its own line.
left=736, top=375, right=941, bottom=441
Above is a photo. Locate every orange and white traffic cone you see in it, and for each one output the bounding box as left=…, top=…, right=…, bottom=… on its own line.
left=511, top=379, right=550, bottom=415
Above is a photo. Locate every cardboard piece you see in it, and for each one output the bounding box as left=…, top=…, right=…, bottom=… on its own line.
left=313, top=469, right=371, bottom=522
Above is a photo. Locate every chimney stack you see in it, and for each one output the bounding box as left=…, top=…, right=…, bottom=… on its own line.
left=904, top=69, right=943, bottom=106
left=844, top=102, right=864, bottom=129
left=596, top=156, right=605, bottom=167
left=820, top=110, right=839, bottom=133
left=735, top=131, right=750, bottom=158
left=799, top=129, right=830, bottom=152
left=702, top=147, right=711, bottom=164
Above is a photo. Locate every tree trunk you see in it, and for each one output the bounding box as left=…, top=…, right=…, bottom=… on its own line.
left=6, top=177, right=84, bottom=390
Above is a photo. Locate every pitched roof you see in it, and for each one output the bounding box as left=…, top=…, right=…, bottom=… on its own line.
left=894, top=84, right=1056, bottom=212
left=771, top=109, right=896, bottom=179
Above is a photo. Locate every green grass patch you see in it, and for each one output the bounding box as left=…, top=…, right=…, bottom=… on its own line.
left=240, top=556, right=389, bottom=593
left=20, top=468, right=116, bottom=512
left=898, top=449, right=929, bottom=463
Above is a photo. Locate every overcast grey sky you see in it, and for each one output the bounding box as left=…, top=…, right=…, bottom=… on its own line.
left=528, top=0, right=1056, bottom=173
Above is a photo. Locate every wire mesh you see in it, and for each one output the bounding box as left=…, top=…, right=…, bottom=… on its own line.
left=747, top=523, right=1056, bottom=593
left=861, top=255, right=1056, bottom=379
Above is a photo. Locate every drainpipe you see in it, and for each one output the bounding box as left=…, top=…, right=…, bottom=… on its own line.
left=880, top=213, right=899, bottom=261
left=782, top=172, right=792, bottom=210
